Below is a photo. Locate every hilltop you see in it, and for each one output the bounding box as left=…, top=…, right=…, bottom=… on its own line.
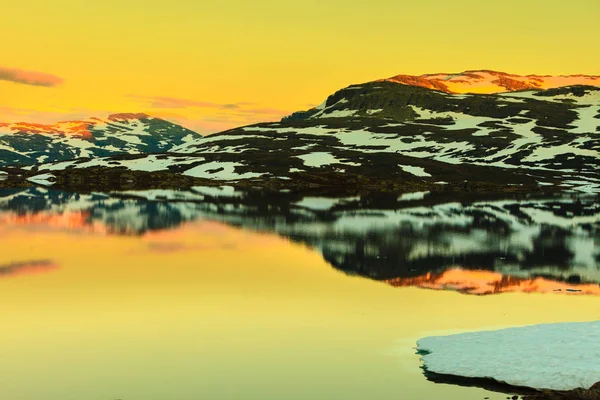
left=1, top=71, right=598, bottom=195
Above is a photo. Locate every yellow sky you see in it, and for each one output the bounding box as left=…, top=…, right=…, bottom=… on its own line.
left=1, top=0, right=599, bottom=133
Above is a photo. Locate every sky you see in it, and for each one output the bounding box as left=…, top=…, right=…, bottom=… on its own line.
left=1, top=0, right=599, bottom=134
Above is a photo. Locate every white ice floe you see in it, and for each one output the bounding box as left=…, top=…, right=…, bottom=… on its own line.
left=417, top=321, right=600, bottom=391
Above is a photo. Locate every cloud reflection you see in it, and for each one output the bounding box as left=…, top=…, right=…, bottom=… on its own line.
left=0, top=260, right=58, bottom=278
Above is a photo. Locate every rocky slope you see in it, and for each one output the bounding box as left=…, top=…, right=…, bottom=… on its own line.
left=18, top=81, right=600, bottom=194
left=0, top=113, right=198, bottom=167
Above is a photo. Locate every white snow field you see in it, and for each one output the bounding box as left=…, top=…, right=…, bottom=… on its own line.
left=417, top=321, right=600, bottom=391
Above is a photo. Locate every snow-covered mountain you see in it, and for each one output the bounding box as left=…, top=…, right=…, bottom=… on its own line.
left=22, top=79, right=600, bottom=194
left=381, top=69, right=600, bottom=94
left=0, top=113, right=198, bottom=167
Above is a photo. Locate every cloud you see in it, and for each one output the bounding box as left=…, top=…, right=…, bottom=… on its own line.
left=0, top=94, right=292, bottom=136
left=127, top=94, right=293, bottom=134
left=242, top=107, right=290, bottom=115
left=0, top=106, right=115, bottom=125
left=0, top=66, right=64, bottom=87
left=130, top=95, right=289, bottom=116
left=130, top=95, right=238, bottom=110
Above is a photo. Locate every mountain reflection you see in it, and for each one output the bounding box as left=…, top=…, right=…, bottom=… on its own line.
left=386, top=269, right=600, bottom=295
left=1, top=187, right=598, bottom=294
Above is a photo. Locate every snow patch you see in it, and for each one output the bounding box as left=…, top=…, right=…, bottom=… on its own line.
left=296, top=152, right=360, bottom=168
left=182, top=161, right=265, bottom=181
left=322, top=109, right=358, bottom=118
left=399, top=165, right=432, bottom=177
left=417, top=321, right=600, bottom=391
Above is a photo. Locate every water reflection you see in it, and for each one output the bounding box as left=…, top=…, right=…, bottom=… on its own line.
left=0, top=259, right=58, bottom=278
left=1, top=186, right=598, bottom=294
left=1, top=187, right=599, bottom=400
left=386, top=268, right=600, bottom=295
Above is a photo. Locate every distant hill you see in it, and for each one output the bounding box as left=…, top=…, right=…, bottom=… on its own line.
left=0, top=113, right=199, bottom=167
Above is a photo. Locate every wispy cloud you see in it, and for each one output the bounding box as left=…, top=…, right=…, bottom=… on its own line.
left=0, top=66, right=64, bottom=87
left=130, top=95, right=288, bottom=116
left=132, top=96, right=227, bottom=109
left=130, top=95, right=243, bottom=110
left=0, top=94, right=293, bottom=135
left=0, top=106, right=112, bottom=124
left=128, top=94, right=292, bottom=134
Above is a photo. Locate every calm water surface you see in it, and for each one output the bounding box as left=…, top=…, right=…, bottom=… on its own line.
left=0, top=188, right=598, bottom=400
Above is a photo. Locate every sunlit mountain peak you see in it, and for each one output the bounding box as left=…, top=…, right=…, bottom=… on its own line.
left=381, top=70, right=600, bottom=94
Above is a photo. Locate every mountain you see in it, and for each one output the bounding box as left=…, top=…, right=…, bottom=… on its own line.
left=380, top=69, right=600, bottom=94
left=19, top=76, right=600, bottom=194
left=0, top=113, right=198, bottom=167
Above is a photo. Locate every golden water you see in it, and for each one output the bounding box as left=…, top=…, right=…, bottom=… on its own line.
left=1, top=220, right=598, bottom=400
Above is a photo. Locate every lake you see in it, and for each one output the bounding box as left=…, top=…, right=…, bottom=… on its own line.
left=1, top=187, right=598, bottom=400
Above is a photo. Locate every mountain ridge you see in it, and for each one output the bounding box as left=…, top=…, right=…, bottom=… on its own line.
left=0, top=113, right=199, bottom=167
left=1, top=70, right=599, bottom=194
left=378, top=70, right=600, bottom=94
